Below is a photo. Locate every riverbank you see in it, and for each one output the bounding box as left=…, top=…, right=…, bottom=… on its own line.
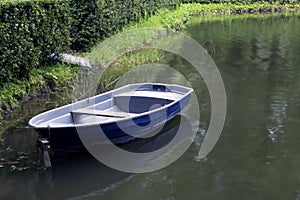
left=1, top=2, right=300, bottom=118
left=0, top=63, right=78, bottom=113
left=123, top=3, right=300, bottom=30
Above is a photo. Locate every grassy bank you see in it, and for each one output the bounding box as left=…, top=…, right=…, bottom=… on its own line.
left=1, top=2, right=300, bottom=117
left=123, top=3, right=300, bottom=30
left=0, top=63, right=79, bottom=113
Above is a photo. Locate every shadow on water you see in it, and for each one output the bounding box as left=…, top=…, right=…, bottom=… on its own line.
left=36, top=154, right=131, bottom=200
left=0, top=114, right=193, bottom=199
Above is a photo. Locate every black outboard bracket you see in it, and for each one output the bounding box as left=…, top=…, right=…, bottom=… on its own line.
left=36, top=138, right=52, bottom=168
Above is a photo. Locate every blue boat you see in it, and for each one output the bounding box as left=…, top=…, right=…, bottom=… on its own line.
left=29, top=83, right=193, bottom=156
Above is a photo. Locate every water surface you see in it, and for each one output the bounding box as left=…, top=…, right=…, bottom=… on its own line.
left=1, top=13, right=300, bottom=199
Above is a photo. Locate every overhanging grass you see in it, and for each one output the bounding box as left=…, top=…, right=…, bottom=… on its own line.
left=0, top=63, right=79, bottom=111
left=99, top=49, right=165, bottom=88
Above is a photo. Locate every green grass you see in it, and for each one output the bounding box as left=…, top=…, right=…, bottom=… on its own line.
left=0, top=63, right=78, bottom=111
left=99, top=49, right=165, bottom=88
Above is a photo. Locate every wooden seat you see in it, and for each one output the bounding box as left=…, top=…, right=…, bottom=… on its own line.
left=71, top=108, right=129, bottom=118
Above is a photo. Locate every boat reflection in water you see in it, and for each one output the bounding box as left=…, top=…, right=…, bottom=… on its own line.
left=36, top=115, right=193, bottom=199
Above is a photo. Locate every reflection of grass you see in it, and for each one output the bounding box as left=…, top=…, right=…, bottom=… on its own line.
left=187, top=11, right=300, bottom=24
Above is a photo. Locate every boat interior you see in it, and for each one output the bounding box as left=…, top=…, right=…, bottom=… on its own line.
left=31, top=84, right=189, bottom=127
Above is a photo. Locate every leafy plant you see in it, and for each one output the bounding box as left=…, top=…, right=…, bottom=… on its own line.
left=0, top=0, right=70, bottom=87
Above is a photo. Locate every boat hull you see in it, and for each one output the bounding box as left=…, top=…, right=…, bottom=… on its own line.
left=36, top=98, right=189, bottom=156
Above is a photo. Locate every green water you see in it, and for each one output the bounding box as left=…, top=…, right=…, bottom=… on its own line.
left=185, top=14, right=300, bottom=199
left=1, top=13, right=300, bottom=199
